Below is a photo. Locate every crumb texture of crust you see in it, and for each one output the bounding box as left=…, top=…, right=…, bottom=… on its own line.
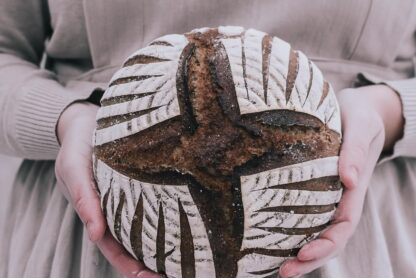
left=93, top=26, right=343, bottom=278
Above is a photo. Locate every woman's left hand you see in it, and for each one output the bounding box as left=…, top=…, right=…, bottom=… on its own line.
left=279, top=85, right=404, bottom=278
left=55, top=102, right=160, bottom=278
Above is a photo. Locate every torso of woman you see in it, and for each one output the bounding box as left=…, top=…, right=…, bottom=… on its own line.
left=2, top=1, right=416, bottom=278
left=48, top=0, right=416, bottom=90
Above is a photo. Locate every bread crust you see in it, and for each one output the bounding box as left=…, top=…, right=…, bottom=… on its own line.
left=93, top=26, right=342, bottom=278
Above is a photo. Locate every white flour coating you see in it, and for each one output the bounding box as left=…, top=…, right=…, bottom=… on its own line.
left=94, top=104, right=180, bottom=145
left=94, top=159, right=216, bottom=278
left=241, top=228, right=321, bottom=250
left=96, top=89, right=176, bottom=120
left=148, top=34, right=190, bottom=45
left=240, top=156, right=339, bottom=191
left=218, top=26, right=245, bottom=36
left=190, top=27, right=212, bottom=34
left=237, top=253, right=287, bottom=277
left=266, top=36, right=291, bottom=107
left=220, top=28, right=342, bottom=134
left=109, top=62, right=172, bottom=82
left=245, top=188, right=342, bottom=209
left=240, top=29, right=267, bottom=110
left=249, top=209, right=335, bottom=229
left=102, top=77, right=175, bottom=100
left=239, top=156, right=340, bottom=262
left=94, top=34, right=189, bottom=146
left=95, top=26, right=341, bottom=147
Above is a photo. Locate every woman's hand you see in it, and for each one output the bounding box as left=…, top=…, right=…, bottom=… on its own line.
left=55, top=101, right=160, bottom=278
left=279, top=85, right=404, bottom=278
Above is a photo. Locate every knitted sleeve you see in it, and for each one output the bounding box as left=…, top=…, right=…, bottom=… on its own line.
left=0, top=0, right=97, bottom=159
left=357, top=73, right=416, bottom=162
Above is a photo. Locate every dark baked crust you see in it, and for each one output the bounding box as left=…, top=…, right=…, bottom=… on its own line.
left=94, top=28, right=341, bottom=278
left=95, top=30, right=340, bottom=190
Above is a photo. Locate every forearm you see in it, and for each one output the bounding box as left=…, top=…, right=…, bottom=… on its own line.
left=0, top=54, right=74, bottom=158
left=0, top=0, right=59, bottom=159
left=0, top=58, right=104, bottom=159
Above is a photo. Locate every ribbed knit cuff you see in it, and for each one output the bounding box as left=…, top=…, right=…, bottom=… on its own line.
left=357, top=73, right=416, bottom=162
left=15, top=80, right=97, bottom=160
left=384, top=78, right=416, bottom=159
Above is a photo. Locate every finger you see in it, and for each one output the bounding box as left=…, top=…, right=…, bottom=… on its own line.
left=297, top=221, right=351, bottom=261
left=338, top=104, right=384, bottom=190
left=297, top=179, right=364, bottom=261
left=55, top=178, right=105, bottom=242
left=280, top=256, right=332, bottom=278
left=71, top=178, right=106, bottom=242
left=296, top=140, right=382, bottom=264
left=57, top=147, right=106, bottom=242
left=361, top=133, right=385, bottom=184
left=279, top=258, right=305, bottom=278
left=338, top=123, right=370, bottom=189
left=96, top=230, right=160, bottom=278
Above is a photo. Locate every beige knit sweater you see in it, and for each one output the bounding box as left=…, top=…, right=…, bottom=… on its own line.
left=0, top=1, right=416, bottom=277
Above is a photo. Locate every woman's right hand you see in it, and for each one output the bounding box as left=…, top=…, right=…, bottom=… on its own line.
left=279, top=85, right=404, bottom=277
left=55, top=101, right=160, bottom=278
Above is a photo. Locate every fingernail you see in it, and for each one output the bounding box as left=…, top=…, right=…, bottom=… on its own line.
left=136, top=270, right=153, bottom=277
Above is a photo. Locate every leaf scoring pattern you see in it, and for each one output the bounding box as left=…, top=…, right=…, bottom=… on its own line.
left=93, top=26, right=342, bottom=278
left=220, top=28, right=341, bottom=134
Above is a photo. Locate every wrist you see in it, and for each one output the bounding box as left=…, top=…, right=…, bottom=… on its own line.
left=57, top=101, right=99, bottom=144
left=366, top=85, right=404, bottom=150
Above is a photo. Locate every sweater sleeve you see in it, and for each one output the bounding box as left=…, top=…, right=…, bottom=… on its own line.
left=383, top=78, right=416, bottom=160
left=356, top=73, right=416, bottom=162
left=0, top=0, right=98, bottom=160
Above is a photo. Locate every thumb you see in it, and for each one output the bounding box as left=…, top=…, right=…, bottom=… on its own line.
left=338, top=121, right=371, bottom=190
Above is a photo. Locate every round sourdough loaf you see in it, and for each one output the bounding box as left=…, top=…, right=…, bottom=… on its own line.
left=93, top=26, right=342, bottom=278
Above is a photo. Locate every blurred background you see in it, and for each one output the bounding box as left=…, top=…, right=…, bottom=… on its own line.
left=0, top=155, right=22, bottom=235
